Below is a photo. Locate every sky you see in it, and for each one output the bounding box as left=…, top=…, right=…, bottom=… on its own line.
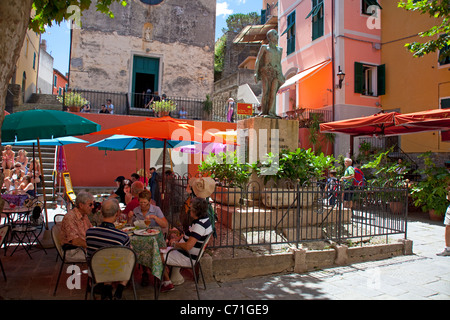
left=41, top=0, right=260, bottom=76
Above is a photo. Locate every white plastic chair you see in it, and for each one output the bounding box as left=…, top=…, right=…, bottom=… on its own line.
left=86, top=246, right=137, bottom=300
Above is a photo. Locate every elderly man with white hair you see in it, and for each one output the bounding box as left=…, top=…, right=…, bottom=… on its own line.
left=340, top=158, right=355, bottom=208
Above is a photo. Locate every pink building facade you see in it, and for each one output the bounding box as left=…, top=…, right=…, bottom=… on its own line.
left=277, top=0, right=384, bottom=155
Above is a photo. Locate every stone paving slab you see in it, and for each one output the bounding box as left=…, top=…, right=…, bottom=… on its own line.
left=0, top=209, right=448, bottom=303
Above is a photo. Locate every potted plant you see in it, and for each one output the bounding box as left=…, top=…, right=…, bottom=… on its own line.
left=359, top=140, right=371, bottom=155
left=361, top=147, right=410, bottom=214
left=58, top=91, right=89, bottom=112
left=203, top=94, right=213, bottom=119
left=198, top=151, right=251, bottom=206
left=255, top=148, right=334, bottom=208
left=152, top=100, right=176, bottom=116
left=410, top=152, right=450, bottom=220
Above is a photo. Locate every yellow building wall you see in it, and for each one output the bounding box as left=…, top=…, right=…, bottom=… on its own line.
left=11, top=29, right=40, bottom=103
left=381, top=1, right=450, bottom=153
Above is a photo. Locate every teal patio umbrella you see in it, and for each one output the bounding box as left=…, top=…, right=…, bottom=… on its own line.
left=1, top=110, right=100, bottom=231
left=87, top=134, right=197, bottom=186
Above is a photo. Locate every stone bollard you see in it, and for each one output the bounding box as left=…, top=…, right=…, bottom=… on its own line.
left=291, top=248, right=307, bottom=274
left=333, top=244, right=349, bottom=266
left=397, top=239, right=413, bottom=255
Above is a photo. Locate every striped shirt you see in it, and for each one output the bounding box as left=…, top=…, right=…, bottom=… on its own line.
left=179, top=217, right=212, bottom=261
left=85, top=222, right=131, bottom=258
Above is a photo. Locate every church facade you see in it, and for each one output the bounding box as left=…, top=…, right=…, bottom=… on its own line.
left=69, top=0, right=216, bottom=107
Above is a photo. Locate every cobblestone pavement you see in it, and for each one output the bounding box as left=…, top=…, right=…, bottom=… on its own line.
left=0, top=208, right=448, bottom=303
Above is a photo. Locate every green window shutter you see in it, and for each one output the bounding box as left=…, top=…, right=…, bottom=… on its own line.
left=311, top=0, right=324, bottom=40
left=354, top=62, right=364, bottom=94
left=377, top=64, right=386, bottom=96
left=261, top=9, right=267, bottom=24
left=441, top=98, right=450, bottom=109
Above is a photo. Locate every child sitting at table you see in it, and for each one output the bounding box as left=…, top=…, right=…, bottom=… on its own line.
left=18, top=175, right=35, bottom=197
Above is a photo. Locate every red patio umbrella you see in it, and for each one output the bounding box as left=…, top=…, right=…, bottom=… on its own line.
left=91, top=116, right=213, bottom=193
left=319, top=109, right=450, bottom=155
left=395, top=109, right=450, bottom=130
left=319, top=111, right=399, bottom=136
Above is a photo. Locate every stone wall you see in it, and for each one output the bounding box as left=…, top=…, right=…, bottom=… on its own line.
left=70, top=0, right=215, bottom=100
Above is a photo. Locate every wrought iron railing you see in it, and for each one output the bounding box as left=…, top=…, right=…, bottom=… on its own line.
left=162, top=177, right=408, bottom=255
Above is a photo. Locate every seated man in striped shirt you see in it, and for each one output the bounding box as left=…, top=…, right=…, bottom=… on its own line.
left=86, top=198, right=130, bottom=300
left=160, top=197, right=213, bottom=292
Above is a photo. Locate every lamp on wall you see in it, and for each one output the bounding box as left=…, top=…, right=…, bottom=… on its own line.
left=337, top=66, right=345, bottom=89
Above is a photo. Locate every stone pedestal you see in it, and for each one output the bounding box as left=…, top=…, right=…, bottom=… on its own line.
left=236, top=117, right=299, bottom=164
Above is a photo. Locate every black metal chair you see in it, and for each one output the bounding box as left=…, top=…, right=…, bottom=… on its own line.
left=157, top=233, right=212, bottom=300
left=51, top=224, right=86, bottom=296
left=9, top=203, right=47, bottom=258
left=0, top=225, right=10, bottom=281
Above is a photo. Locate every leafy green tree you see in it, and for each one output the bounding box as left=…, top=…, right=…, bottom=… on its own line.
left=223, top=12, right=261, bottom=34
left=398, top=0, right=450, bottom=59
left=0, top=0, right=126, bottom=206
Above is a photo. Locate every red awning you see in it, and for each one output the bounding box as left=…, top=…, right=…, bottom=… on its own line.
left=319, top=112, right=399, bottom=136
left=320, top=109, right=450, bottom=137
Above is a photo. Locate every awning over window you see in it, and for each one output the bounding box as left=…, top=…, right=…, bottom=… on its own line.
left=364, top=0, right=382, bottom=9
left=306, top=0, right=323, bottom=19
left=278, top=60, right=331, bottom=93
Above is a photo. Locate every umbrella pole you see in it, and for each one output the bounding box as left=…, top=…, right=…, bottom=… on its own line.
left=143, top=140, right=146, bottom=187
left=37, top=138, right=49, bottom=229
left=162, top=139, right=167, bottom=196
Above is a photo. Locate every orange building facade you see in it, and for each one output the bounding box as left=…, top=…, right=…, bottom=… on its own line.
left=277, top=0, right=384, bottom=156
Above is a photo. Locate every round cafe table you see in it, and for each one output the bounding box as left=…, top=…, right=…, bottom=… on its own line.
left=129, top=227, right=167, bottom=280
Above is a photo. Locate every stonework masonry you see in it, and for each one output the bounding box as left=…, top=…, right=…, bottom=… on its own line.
left=70, top=0, right=215, bottom=99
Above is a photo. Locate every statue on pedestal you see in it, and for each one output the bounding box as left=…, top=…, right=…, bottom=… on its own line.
left=254, top=29, right=285, bottom=118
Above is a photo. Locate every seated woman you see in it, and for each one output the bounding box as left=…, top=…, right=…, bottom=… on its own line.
left=18, top=175, right=35, bottom=197
left=15, top=149, right=29, bottom=174
left=159, top=197, right=213, bottom=292
left=123, top=179, right=133, bottom=205
left=132, top=189, right=169, bottom=287
left=2, top=145, right=15, bottom=170
left=109, top=176, right=126, bottom=204
left=4, top=162, right=25, bottom=191
left=28, top=158, right=42, bottom=187
left=131, top=189, right=168, bottom=229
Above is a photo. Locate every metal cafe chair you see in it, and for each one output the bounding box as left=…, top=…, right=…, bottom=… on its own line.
left=0, top=225, right=10, bottom=281
left=86, top=246, right=138, bottom=300
left=157, top=233, right=212, bottom=300
left=51, top=223, right=86, bottom=296
left=9, top=202, right=47, bottom=259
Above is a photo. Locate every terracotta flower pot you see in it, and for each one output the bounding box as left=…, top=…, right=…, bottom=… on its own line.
left=429, top=209, right=444, bottom=221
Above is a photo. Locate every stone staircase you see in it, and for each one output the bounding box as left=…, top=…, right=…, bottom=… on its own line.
left=7, top=145, right=59, bottom=204
left=15, top=94, right=63, bottom=112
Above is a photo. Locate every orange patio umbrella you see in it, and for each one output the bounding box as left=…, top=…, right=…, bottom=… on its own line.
left=91, top=116, right=213, bottom=192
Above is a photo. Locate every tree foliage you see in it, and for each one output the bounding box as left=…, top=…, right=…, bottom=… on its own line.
left=398, top=0, right=450, bottom=59
left=30, top=0, right=127, bottom=33
left=223, top=12, right=261, bottom=34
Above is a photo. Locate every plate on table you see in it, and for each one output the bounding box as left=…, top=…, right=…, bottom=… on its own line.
left=134, top=229, right=160, bottom=236
left=122, top=227, right=136, bottom=234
